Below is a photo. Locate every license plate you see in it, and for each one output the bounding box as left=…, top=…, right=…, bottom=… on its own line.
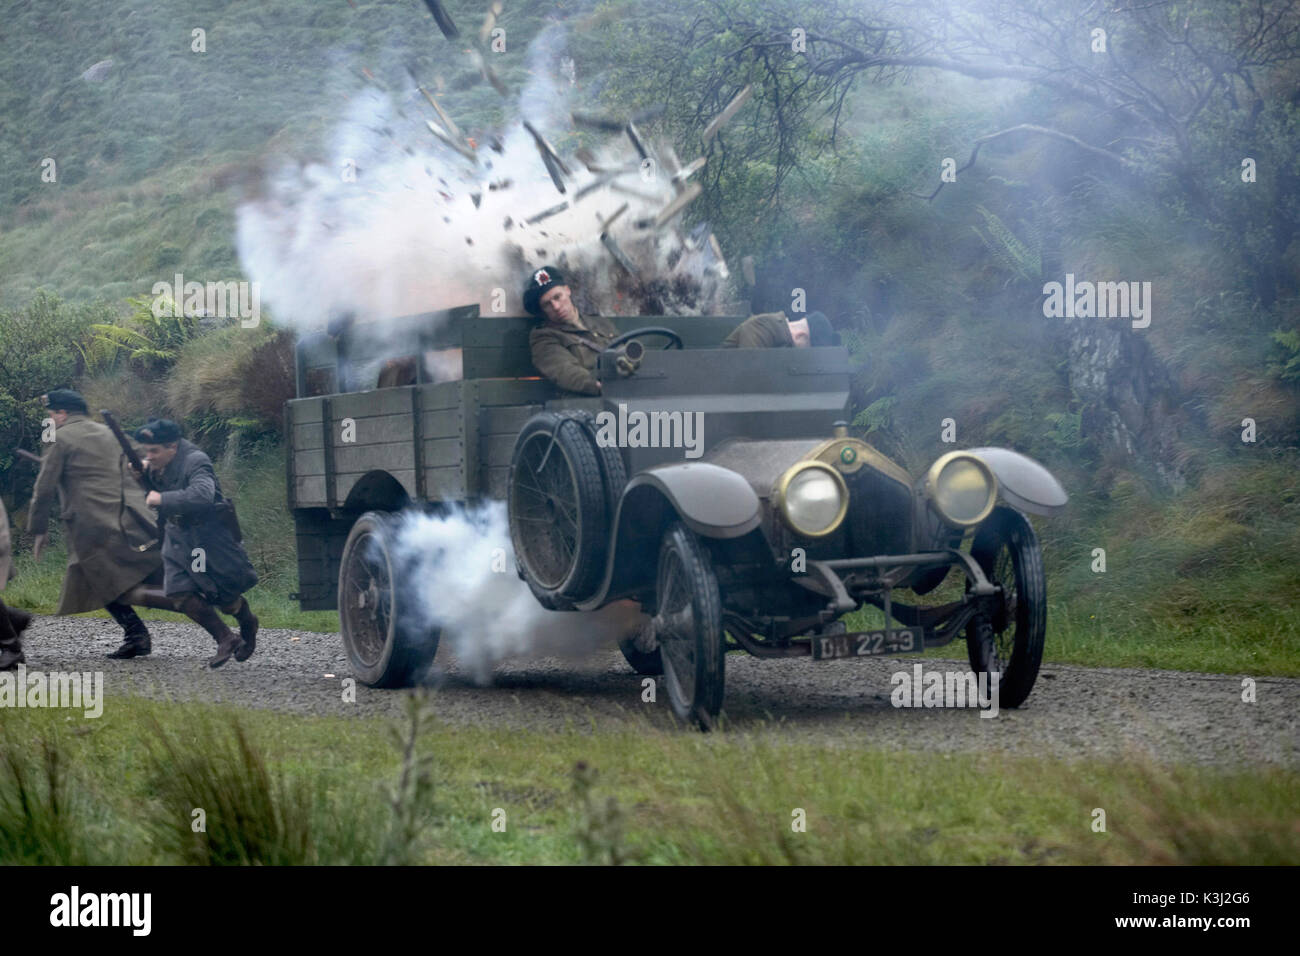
left=811, top=628, right=923, bottom=660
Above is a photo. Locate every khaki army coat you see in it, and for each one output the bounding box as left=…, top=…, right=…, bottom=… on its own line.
left=0, top=498, right=10, bottom=591
left=721, top=312, right=794, bottom=349
left=529, top=313, right=620, bottom=395
left=27, top=414, right=162, bottom=614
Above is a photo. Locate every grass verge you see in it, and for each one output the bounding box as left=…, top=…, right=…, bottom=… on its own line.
left=0, top=694, right=1295, bottom=865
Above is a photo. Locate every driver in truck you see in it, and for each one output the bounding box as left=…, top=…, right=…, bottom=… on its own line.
left=525, top=265, right=619, bottom=395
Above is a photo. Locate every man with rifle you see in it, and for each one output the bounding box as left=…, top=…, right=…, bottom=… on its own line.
left=131, top=418, right=260, bottom=668
left=26, top=389, right=165, bottom=660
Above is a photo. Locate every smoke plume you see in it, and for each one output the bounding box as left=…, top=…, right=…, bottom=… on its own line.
left=389, top=503, right=644, bottom=685
left=235, top=23, right=738, bottom=343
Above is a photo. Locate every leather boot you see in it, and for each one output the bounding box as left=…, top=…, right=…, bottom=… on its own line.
left=223, top=597, right=259, bottom=662
left=179, top=595, right=245, bottom=669
left=105, top=601, right=152, bottom=659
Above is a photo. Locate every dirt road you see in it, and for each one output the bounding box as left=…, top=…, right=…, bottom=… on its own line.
left=15, top=616, right=1299, bottom=767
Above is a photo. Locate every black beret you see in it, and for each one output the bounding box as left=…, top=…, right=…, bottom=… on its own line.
left=522, top=265, right=565, bottom=317
left=134, top=418, right=182, bottom=444
left=43, top=388, right=87, bottom=413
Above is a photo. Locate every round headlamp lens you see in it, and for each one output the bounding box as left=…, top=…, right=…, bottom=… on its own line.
left=934, top=458, right=993, bottom=525
left=784, top=466, right=845, bottom=535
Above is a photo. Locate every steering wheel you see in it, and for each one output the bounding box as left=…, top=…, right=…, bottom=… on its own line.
left=606, top=327, right=684, bottom=351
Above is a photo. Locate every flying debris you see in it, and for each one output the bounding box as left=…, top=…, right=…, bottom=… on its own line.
left=479, top=1, right=503, bottom=46
left=523, top=120, right=571, bottom=193
left=421, top=0, right=460, bottom=39
left=570, top=111, right=625, bottom=133
left=702, top=84, right=753, bottom=143
left=598, top=204, right=639, bottom=277
left=601, top=232, right=639, bottom=278
left=624, top=120, right=650, bottom=161
left=572, top=171, right=618, bottom=202
left=672, top=156, right=707, bottom=186
left=419, top=86, right=463, bottom=140
left=598, top=202, right=630, bottom=232
left=426, top=121, right=479, bottom=164
left=526, top=201, right=570, bottom=224
left=610, top=181, right=664, bottom=205
left=652, top=182, right=702, bottom=229
left=472, top=49, right=509, bottom=97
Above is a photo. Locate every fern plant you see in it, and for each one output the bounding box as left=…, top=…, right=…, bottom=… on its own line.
left=971, top=204, right=1041, bottom=286
left=86, top=294, right=199, bottom=371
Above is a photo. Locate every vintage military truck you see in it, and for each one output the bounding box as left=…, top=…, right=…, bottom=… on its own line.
left=287, top=305, right=1068, bottom=728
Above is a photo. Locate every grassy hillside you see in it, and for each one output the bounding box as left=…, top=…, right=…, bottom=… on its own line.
left=0, top=0, right=1296, bottom=678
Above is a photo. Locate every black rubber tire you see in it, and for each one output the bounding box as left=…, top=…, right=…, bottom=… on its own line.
left=338, top=511, right=440, bottom=688
left=964, top=506, right=1047, bottom=708
left=566, top=409, right=627, bottom=530
left=508, top=412, right=609, bottom=607
left=655, top=522, right=725, bottom=729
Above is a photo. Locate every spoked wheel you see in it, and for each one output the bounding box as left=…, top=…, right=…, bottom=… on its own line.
left=508, top=413, right=608, bottom=609
left=965, top=506, right=1047, bottom=708
left=339, top=511, right=440, bottom=687
left=654, top=522, right=724, bottom=730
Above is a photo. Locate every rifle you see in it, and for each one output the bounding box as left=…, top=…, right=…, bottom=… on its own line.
left=14, top=448, right=41, bottom=465
left=100, top=409, right=162, bottom=549
left=100, top=409, right=148, bottom=486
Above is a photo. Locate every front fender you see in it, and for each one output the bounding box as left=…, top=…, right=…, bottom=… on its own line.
left=967, top=447, right=1069, bottom=516
left=573, top=463, right=761, bottom=610
left=625, top=462, right=761, bottom=538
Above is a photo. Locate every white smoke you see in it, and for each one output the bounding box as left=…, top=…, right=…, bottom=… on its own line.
left=235, top=23, right=737, bottom=343
left=390, top=502, right=645, bottom=685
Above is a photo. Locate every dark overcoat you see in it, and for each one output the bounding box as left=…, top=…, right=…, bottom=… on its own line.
left=27, top=414, right=162, bottom=613
left=145, top=439, right=258, bottom=605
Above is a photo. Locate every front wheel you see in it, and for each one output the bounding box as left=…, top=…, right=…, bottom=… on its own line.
left=965, top=506, right=1046, bottom=708
left=654, top=522, right=725, bottom=729
left=338, top=511, right=440, bottom=687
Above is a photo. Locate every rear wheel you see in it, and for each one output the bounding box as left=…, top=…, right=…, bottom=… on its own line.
left=338, top=511, right=440, bottom=687
left=965, top=506, right=1046, bottom=708
left=655, top=522, right=725, bottom=729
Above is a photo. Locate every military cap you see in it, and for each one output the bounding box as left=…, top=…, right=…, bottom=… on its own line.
left=42, top=388, right=88, bottom=414
left=134, top=418, right=182, bottom=444
left=523, top=265, right=565, bottom=317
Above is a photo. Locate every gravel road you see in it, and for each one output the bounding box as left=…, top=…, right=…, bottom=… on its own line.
left=14, top=615, right=1299, bottom=767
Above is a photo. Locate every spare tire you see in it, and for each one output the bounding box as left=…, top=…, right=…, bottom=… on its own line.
left=508, top=412, right=609, bottom=608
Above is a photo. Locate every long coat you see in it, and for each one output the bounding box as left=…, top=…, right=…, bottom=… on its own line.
left=529, top=313, right=620, bottom=395
left=721, top=312, right=794, bottom=349
left=144, top=438, right=257, bottom=605
left=27, top=414, right=162, bottom=614
left=0, top=497, right=11, bottom=590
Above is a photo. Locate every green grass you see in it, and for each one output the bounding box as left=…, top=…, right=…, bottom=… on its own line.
left=0, top=694, right=1295, bottom=865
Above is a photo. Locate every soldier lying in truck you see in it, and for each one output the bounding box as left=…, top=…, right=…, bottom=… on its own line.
left=523, top=264, right=841, bottom=395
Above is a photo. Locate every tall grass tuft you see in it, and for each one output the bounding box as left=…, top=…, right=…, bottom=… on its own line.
left=380, top=690, right=437, bottom=865
left=571, top=761, right=630, bottom=865
left=0, top=734, right=90, bottom=865
left=147, top=715, right=318, bottom=865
